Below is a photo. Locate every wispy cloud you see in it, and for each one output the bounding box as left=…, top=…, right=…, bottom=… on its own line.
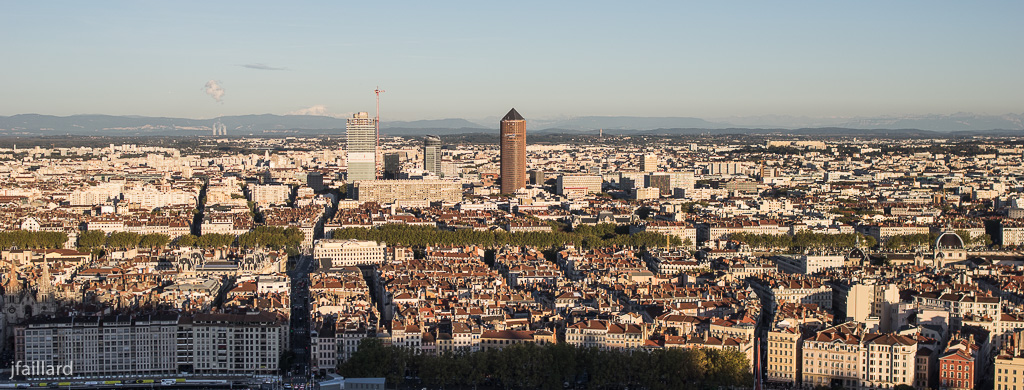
left=239, top=63, right=289, bottom=71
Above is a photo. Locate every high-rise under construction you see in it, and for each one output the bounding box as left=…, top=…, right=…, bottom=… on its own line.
left=346, top=112, right=376, bottom=182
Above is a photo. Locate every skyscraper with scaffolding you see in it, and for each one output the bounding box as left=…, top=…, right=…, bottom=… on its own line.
left=346, top=112, right=376, bottom=182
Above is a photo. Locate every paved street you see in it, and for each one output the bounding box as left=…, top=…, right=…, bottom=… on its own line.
left=285, top=251, right=315, bottom=388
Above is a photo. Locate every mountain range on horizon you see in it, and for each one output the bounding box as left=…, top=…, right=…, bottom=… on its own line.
left=0, top=112, right=1022, bottom=137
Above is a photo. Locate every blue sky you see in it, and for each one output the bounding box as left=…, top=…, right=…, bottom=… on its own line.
left=1, top=1, right=1021, bottom=121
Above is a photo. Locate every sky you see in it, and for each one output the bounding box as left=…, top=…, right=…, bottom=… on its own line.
left=1, top=1, right=1022, bottom=122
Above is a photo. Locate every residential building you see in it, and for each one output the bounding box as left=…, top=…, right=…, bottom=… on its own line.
left=352, top=180, right=461, bottom=205
left=313, top=239, right=386, bottom=268
left=556, top=174, right=602, bottom=198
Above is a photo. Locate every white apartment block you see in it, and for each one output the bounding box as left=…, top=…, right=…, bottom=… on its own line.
left=313, top=239, right=386, bottom=268
left=776, top=254, right=845, bottom=274
left=556, top=174, right=602, bottom=198
left=352, top=180, right=462, bottom=205
left=16, top=312, right=285, bottom=378
left=16, top=314, right=180, bottom=378
left=250, top=184, right=291, bottom=208
left=121, top=189, right=198, bottom=209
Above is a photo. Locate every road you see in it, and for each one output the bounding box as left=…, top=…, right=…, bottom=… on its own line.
left=286, top=252, right=315, bottom=388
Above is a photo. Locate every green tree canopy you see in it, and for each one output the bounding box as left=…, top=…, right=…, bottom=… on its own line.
left=339, top=339, right=752, bottom=390
left=0, top=230, right=68, bottom=250
left=329, top=223, right=682, bottom=250
left=138, top=233, right=170, bottom=248
left=77, top=230, right=106, bottom=250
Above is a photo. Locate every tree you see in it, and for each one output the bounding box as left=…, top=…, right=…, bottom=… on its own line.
left=978, top=234, right=993, bottom=247
left=339, top=339, right=752, bottom=389
left=138, top=233, right=170, bottom=248
left=0, top=230, right=69, bottom=250
left=954, top=230, right=971, bottom=246
left=175, top=234, right=198, bottom=247
left=106, top=231, right=142, bottom=249
left=195, top=233, right=235, bottom=248
left=329, top=224, right=680, bottom=250
left=76, top=228, right=108, bottom=248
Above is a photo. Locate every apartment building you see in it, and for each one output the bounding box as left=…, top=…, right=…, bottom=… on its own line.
left=250, top=184, right=291, bottom=208
left=860, top=333, right=917, bottom=389
left=802, top=322, right=865, bottom=389
left=352, top=180, right=461, bottom=205
left=16, top=314, right=179, bottom=378
left=15, top=312, right=282, bottom=378
left=565, top=320, right=645, bottom=350
left=766, top=326, right=802, bottom=384
left=313, top=239, right=386, bottom=268
left=178, top=312, right=283, bottom=376
left=555, top=174, right=602, bottom=198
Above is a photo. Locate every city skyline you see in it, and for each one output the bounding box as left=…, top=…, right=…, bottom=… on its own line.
left=1, top=2, right=1022, bottom=121
left=5, top=1, right=1024, bottom=388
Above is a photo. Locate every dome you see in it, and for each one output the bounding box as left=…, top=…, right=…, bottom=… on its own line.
left=935, top=231, right=965, bottom=249
left=848, top=247, right=866, bottom=259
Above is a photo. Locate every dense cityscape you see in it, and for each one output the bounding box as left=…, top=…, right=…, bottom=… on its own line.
left=0, top=107, right=1019, bottom=390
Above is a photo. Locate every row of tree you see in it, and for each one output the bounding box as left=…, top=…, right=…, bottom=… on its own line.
left=729, top=231, right=876, bottom=250
left=73, top=227, right=305, bottom=252
left=174, top=233, right=236, bottom=248
left=329, top=224, right=682, bottom=249
left=77, top=230, right=171, bottom=250
left=339, top=339, right=751, bottom=390
left=0, top=230, right=68, bottom=250
left=883, top=233, right=935, bottom=251
left=237, top=226, right=303, bottom=249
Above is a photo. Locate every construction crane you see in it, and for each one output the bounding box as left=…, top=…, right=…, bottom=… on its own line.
left=375, top=86, right=385, bottom=145
left=375, top=86, right=385, bottom=179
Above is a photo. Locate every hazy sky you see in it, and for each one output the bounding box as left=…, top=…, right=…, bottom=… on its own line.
left=2, top=1, right=1022, bottom=121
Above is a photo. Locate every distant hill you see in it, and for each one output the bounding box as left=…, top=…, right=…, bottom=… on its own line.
left=832, top=113, right=1024, bottom=132
left=529, top=116, right=723, bottom=131
left=714, top=113, right=1024, bottom=132
left=0, top=114, right=493, bottom=136
left=0, top=112, right=1021, bottom=137
left=381, top=118, right=485, bottom=129
left=0, top=114, right=349, bottom=136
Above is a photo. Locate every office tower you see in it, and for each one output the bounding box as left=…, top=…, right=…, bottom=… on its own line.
left=383, top=153, right=401, bottom=179
left=346, top=112, right=376, bottom=182
left=423, top=135, right=442, bottom=176
left=500, top=108, right=526, bottom=194
left=642, top=154, right=658, bottom=172
left=645, top=173, right=672, bottom=196
left=528, top=170, right=546, bottom=185
left=307, top=172, right=324, bottom=192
